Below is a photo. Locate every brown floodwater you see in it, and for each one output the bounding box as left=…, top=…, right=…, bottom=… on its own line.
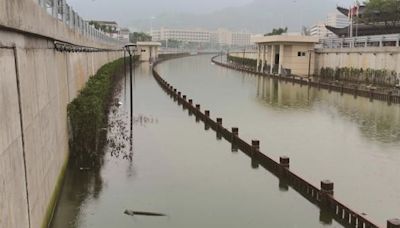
left=156, top=55, right=400, bottom=226
left=50, top=55, right=399, bottom=228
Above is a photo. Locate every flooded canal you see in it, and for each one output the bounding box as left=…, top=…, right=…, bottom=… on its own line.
left=156, top=55, right=400, bottom=226
left=50, top=60, right=344, bottom=227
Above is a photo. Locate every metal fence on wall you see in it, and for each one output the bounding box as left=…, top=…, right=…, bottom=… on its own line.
left=320, top=34, right=400, bottom=49
left=37, top=0, right=123, bottom=46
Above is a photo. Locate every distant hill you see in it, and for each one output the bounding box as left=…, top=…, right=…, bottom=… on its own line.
left=129, top=0, right=340, bottom=33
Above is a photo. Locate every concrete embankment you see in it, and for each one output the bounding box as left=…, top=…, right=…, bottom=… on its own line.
left=0, top=1, right=123, bottom=228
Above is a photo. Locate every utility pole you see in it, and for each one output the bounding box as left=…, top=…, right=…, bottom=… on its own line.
left=308, top=50, right=312, bottom=78
left=242, top=48, right=246, bottom=66
left=124, top=49, right=126, bottom=104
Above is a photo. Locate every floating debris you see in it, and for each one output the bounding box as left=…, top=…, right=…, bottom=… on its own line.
left=124, top=209, right=166, bottom=217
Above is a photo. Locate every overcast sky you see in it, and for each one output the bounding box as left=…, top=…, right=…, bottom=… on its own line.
left=67, top=0, right=355, bottom=30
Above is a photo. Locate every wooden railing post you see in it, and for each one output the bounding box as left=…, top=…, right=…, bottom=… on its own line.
left=388, top=219, right=400, bottom=228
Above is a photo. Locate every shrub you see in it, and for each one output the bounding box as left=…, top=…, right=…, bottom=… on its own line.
left=67, top=57, right=128, bottom=167
left=318, top=66, right=397, bottom=87
left=227, top=54, right=257, bottom=68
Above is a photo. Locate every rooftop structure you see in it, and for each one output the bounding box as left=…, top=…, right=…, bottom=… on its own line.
left=326, top=6, right=400, bottom=37
left=252, top=35, right=319, bottom=76
left=136, top=42, right=161, bottom=62
left=310, top=12, right=349, bottom=38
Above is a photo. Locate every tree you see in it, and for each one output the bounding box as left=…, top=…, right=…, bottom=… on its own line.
left=301, top=26, right=310, bottom=36
left=363, top=0, right=400, bottom=26
left=129, top=32, right=152, bottom=43
left=264, top=27, right=288, bottom=36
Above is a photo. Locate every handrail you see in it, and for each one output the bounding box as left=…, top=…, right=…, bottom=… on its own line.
left=320, top=34, right=400, bottom=49
left=36, top=0, right=124, bottom=46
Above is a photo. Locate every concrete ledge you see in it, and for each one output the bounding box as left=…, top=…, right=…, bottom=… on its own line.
left=0, top=0, right=118, bottom=49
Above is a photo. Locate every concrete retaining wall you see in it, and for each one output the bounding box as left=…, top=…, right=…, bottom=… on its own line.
left=229, top=52, right=257, bottom=60
left=316, top=47, right=400, bottom=75
left=0, top=29, right=122, bottom=228
left=230, top=48, right=400, bottom=77
left=0, top=0, right=116, bottom=48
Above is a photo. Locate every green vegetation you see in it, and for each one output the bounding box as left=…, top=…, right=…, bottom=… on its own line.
left=129, top=32, right=152, bottom=43
left=363, top=0, right=400, bottom=26
left=227, top=54, right=257, bottom=68
left=264, top=27, right=288, bottom=36
left=319, top=67, right=399, bottom=87
left=68, top=57, right=135, bottom=167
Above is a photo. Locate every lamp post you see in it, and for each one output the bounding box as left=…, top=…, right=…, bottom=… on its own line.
left=242, top=48, right=246, bottom=66
left=308, top=49, right=313, bottom=78
left=123, top=48, right=126, bottom=103
left=124, top=44, right=138, bottom=153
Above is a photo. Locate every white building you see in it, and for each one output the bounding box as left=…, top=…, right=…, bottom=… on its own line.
left=151, top=28, right=252, bottom=47
left=118, top=28, right=130, bottom=43
left=150, top=28, right=211, bottom=43
left=310, top=22, right=328, bottom=37
left=136, top=42, right=161, bottom=62
left=310, top=12, right=349, bottom=38
left=232, top=32, right=251, bottom=46
left=327, top=11, right=349, bottom=28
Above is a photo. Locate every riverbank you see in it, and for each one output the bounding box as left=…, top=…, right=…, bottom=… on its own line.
left=216, top=55, right=400, bottom=105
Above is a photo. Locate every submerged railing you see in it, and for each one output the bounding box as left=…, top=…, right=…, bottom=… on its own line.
left=152, top=56, right=400, bottom=228
left=212, top=55, right=400, bottom=105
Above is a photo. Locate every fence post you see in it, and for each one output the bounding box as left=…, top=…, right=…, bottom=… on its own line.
left=216, top=118, right=223, bottom=140
left=204, top=110, right=210, bottom=131
left=280, top=156, right=290, bottom=169
left=39, top=0, right=46, bottom=8
left=52, top=0, right=58, bottom=18
left=70, top=10, right=75, bottom=29
left=61, top=0, right=67, bottom=23
left=388, top=91, right=393, bottom=104
left=231, top=127, right=239, bottom=152
left=320, top=180, right=334, bottom=208
left=216, top=118, right=223, bottom=126
left=279, top=156, right=290, bottom=179
left=251, top=140, right=260, bottom=168
left=387, top=219, right=400, bottom=228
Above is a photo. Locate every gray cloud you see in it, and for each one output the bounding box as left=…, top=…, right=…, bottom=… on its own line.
left=67, top=0, right=355, bottom=32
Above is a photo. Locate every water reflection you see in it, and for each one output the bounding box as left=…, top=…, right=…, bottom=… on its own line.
left=255, top=75, right=400, bottom=144
left=256, top=76, right=316, bottom=110
left=50, top=164, right=103, bottom=228
left=156, top=55, right=400, bottom=225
